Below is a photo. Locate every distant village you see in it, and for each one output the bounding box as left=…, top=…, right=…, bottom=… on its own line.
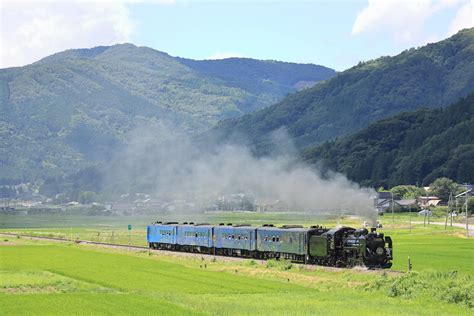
left=376, top=184, right=473, bottom=216
left=1, top=181, right=472, bottom=217
left=0, top=191, right=291, bottom=216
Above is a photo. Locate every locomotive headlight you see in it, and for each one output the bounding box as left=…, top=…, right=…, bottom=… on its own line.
left=376, top=247, right=384, bottom=255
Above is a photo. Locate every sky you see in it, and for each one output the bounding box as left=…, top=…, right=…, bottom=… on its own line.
left=1, top=0, right=473, bottom=71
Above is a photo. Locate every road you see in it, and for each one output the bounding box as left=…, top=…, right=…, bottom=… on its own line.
left=412, top=221, right=472, bottom=237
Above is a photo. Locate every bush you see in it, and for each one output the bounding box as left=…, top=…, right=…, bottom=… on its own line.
left=266, top=259, right=293, bottom=271
left=431, top=206, right=448, bottom=218
left=365, top=271, right=473, bottom=308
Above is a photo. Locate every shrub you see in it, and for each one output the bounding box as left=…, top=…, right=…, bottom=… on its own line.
left=266, top=259, right=293, bottom=271
left=365, top=271, right=473, bottom=308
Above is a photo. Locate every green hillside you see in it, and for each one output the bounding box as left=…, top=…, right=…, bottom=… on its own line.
left=303, top=93, right=474, bottom=187
left=208, top=28, right=474, bottom=154
left=0, top=44, right=334, bottom=182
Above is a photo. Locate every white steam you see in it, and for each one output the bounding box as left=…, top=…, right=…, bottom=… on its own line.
left=107, top=124, right=377, bottom=222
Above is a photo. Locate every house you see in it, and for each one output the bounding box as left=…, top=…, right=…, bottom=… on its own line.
left=376, top=192, right=418, bottom=213
left=256, top=199, right=289, bottom=212
left=396, top=199, right=418, bottom=207
left=217, top=194, right=254, bottom=211
left=134, top=198, right=164, bottom=210
left=104, top=202, right=136, bottom=215
left=376, top=191, right=393, bottom=214
left=418, top=196, right=442, bottom=208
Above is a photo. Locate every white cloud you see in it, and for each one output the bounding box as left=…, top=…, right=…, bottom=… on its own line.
left=448, top=1, right=474, bottom=35
left=206, top=52, right=247, bottom=60
left=0, top=0, right=174, bottom=68
left=352, top=0, right=472, bottom=46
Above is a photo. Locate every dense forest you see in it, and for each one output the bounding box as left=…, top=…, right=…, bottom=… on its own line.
left=0, top=44, right=334, bottom=183
left=208, top=28, right=474, bottom=154
left=303, top=93, right=474, bottom=187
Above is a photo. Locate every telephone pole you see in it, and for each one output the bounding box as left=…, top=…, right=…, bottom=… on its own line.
left=409, top=204, right=412, bottom=234
left=391, top=192, right=394, bottom=223
left=466, top=199, right=470, bottom=238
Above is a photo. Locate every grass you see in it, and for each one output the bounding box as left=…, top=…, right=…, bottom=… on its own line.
left=1, top=212, right=473, bottom=314
left=384, top=225, right=474, bottom=274
left=0, top=238, right=472, bottom=315
left=1, top=212, right=472, bottom=273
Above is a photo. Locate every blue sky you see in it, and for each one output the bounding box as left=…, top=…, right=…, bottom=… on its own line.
left=131, top=1, right=368, bottom=70
left=1, top=0, right=473, bottom=70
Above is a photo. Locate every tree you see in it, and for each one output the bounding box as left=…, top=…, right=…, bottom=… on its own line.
left=78, top=191, right=97, bottom=204
left=467, top=197, right=474, bottom=213
left=390, top=185, right=426, bottom=200
left=428, top=177, right=461, bottom=201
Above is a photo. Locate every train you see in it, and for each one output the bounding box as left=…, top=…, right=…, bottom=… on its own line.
left=147, top=222, right=393, bottom=268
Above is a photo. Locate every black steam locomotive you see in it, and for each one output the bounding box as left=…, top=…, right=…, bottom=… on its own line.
left=147, top=222, right=393, bottom=268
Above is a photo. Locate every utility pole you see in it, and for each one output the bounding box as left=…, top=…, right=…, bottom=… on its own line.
left=391, top=192, right=394, bottom=223
left=466, top=199, right=470, bottom=238
left=445, top=192, right=452, bottom=230
left=451, top=195, right=454, bottom=228
left=409, top=204, right=412, bottom=234
left=428, top=206, right=430, bottom=225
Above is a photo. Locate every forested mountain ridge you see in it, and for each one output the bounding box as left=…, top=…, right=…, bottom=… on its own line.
left=303, top=93, right=474, bottom=187
left=0, top=44, right=335, bottom=183
left=208, top=28, right=474, bottom=154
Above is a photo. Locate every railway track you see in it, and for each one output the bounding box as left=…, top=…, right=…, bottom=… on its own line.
left=0, top=232, right=403, bottom=274
left=0, top=232, right=149, bottom=250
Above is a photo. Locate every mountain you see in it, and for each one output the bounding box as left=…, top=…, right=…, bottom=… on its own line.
left=208, top=28, right=474, bottom=154
left=303, top=93, right=474, bottom=187
left=0, top=44, right=335, bottom=183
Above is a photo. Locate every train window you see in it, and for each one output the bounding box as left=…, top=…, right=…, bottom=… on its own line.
left=237, top=235, right=241, bottom=240
left=272, top=236, right=276, bottom=242
left=289, top=237, right=292, bottom=243
left=195, top=233, right=198, bottom=238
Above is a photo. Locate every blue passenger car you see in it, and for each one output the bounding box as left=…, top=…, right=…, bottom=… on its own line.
left=147, top=223, right=177, bottom=246
left=176, top=224, right=213, bottom=248
left=214, top=225, right=257, bottom=251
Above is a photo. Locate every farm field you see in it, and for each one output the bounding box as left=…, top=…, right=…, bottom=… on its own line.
left=1, top=212, right=472, bottom=273
left=1, top=212, right=473, bottom=315
left=1, top=237, right=472, bottom=315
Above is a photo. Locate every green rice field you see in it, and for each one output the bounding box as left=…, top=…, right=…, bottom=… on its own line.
left=0, top=212, right=473, bottom=315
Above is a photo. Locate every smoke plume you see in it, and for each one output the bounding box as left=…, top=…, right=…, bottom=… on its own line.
left=106, top=123, right=377, bottom=222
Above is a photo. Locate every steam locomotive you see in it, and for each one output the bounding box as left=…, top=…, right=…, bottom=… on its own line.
left=147, top=222, right=392, bottom=268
